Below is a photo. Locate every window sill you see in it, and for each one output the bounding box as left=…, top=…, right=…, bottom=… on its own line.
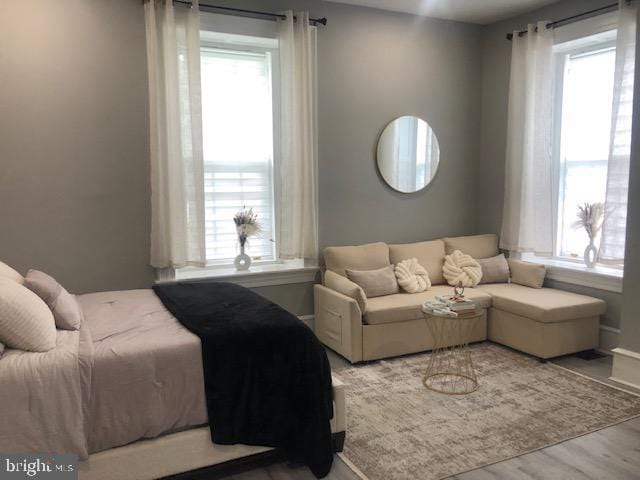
left=520, top=254, right=623, bottom=293
left=164, top=260, right=319, bottom=288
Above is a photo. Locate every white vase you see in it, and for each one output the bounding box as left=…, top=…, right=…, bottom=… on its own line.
left=234, top=245, right=251, bottom=271
left=583, top=239, right=597, bottom=268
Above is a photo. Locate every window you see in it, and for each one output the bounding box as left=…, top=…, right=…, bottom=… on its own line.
left=550, top=24, right=628, bottom=267
left=554, top=39, right=616, bottom=259
left=200, top=32, right=279, bottom=265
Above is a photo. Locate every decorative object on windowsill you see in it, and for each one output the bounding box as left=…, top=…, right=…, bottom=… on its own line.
left=233, top=208, right=261, bottom=271
left=573, top=202, right=604, bottom=268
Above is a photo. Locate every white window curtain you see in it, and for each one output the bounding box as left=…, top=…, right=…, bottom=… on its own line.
left=500, top=22, right=555, bottom=255
left=277, top=11, right=319, bottom=261
left=600, top=0, right=637, bottom=263
left=145, top=0, right=206, bottom=269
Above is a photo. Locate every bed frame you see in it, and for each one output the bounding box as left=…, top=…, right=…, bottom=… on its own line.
left=78, top=377, right=346, bottom=480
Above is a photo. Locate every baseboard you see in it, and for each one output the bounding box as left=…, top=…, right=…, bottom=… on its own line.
left=611, top=347, right=640, bottom=390
left=597, top=325, right=620, bottom=355
left=298, top=314, right=315, bottom=329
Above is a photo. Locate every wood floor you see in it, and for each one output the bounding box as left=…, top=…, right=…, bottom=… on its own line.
left=213, top=350, right=640, bottom=480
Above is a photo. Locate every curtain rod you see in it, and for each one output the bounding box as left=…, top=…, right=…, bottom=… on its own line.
left=505, top=1, right=624, bottom=40
left=173, top=0, right=327, bottom=26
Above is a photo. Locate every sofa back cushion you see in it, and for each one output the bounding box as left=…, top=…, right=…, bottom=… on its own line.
left=444, top=234, right=499, bottom=259
left=389, top=239, right=446, bottom=285
left=324, top=242, right=390, bottom=277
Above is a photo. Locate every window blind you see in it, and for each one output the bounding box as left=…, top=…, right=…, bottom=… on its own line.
left=200, top=47, right=276, bottom=263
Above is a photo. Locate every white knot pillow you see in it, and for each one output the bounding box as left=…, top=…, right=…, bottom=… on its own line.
left=395, top=258, right=431, bottom=293
left=442, top=250, right=482, bottom=287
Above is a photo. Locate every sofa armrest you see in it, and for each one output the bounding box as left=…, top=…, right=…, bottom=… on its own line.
left=324, top=270, right=367, bottom=313
left=314, top=284, right=364, bottom=363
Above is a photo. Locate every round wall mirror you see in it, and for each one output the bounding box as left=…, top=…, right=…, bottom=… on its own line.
left=376, top=115, right=441, bottom=193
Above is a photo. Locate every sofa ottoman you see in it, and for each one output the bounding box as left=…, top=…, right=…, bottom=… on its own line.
left=476, top=284, right=606, bottom=360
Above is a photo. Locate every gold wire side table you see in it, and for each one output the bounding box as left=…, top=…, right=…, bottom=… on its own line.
left=421, top=304, right=481, bottom=395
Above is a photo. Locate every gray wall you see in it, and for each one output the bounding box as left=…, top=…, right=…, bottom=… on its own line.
left=0, top=0, right=482, bottom=316
left=0, top=0, right=153, bottom=294
left=477, top=0, right=625, bottom=331
left=209, top=0, right=483, bottom=247
left=4, top=0, right=629, bottom=324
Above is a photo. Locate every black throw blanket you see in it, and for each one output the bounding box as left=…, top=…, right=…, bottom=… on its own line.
left=152, top=281, right=334, bottom=478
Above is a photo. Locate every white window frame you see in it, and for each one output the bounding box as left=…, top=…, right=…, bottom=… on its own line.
left=199, top=37, right=280, bottom=267
left=551, top=38, right=617, bottom=264
left=522, top=12, right=624, bottom=291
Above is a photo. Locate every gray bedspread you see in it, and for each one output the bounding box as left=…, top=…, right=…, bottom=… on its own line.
left=0, top=289, right=208, bottom=457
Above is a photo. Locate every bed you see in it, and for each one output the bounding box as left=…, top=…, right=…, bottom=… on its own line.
left=0, top=288, right=346, bottom=480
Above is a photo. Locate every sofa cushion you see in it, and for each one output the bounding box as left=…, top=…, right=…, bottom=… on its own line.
left=364, top=285, right=492, bottom=325
left=476, top=283, right=606, bottom=323
left=324, top=242, right=390, bottom=277
left=442, top=250, right=482, bottom=287
left=389, top=240, right=446, bottom=285
left=477, top=254, right=510, bottom=284
left=346, top=265, right=399, bottom=298
left=508, top=259, right=546, bottom=289
left=444, top=234, right=499, bottom=259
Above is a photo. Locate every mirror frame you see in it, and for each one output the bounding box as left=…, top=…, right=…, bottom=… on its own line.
left=376, top=115, right=441, bottom=194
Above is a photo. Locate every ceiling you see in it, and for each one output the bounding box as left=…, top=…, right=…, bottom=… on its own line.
left=323, top=0, right=560, bottom=25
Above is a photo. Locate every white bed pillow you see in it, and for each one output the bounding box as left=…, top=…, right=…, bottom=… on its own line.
left=0, top=261, right=24, bottom=285
left=0, top=278, right=56, bottom=352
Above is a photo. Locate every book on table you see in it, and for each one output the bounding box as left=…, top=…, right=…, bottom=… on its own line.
left=435, top=295, right=476, bottom=311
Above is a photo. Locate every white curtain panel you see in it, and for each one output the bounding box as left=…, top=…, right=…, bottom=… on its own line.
left=277, top=11, right=319, bottom=261
left=145, top=0, right=206, bottom=269
left=599, top=0, right=637, bottom=263
left=500, top=22, right=555, bottom=256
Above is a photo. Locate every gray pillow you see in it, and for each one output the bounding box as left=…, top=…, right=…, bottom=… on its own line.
left=24, top=270, right=83, bottom=331
left=477, top=254, right=510, bottom=284
left=346, top=265, right=399, bottom=298
left=508, top=259, right=546, bottom=289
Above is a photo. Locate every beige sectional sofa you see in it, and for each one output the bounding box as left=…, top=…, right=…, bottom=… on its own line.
left=314, top=234, right=606, bottom=363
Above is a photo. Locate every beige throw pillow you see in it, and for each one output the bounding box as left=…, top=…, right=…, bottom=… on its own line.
left=395, top=258, right=431, bottom=293
left=477, top=254, right=510, bottom=284
left=0, top=278, right=56, bottom=352
left=24, top=270, right=84, bottom=331
left=508, top=259, right=546, bottom=289
left=324, top=270, right=367, bottom=313
left=0, top=261, right=24, bottom=285
left=442, top=250, right=482, bottom=287
left=346, top=265, right=399, bottom=298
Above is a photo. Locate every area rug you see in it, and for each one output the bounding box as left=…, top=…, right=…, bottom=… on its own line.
left=332, top=343, right=640, bottom=480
